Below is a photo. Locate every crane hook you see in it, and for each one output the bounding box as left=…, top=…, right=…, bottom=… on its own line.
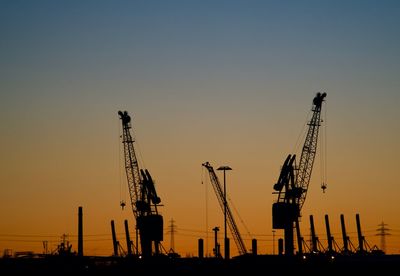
left=321, top=183, right=327, bottom=193
left=120, top=200, right=126, bottom=210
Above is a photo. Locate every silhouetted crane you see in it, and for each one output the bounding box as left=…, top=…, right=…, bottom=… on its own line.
left=202, top=162, right=248, bottom=256
left=272, top=92, right=327, bottom=255
left=118, top=111, right=163, bottom=257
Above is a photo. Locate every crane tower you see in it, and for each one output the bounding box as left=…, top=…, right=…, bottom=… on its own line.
left=118, top=111, right=163, bottom=257
left=272, top=92, right=327, bottom=255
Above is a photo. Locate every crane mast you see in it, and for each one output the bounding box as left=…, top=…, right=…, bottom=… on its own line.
left=119, top=111, right=141, bottom=218
left=118, top=111, right=163, bottom=257
left=296, top=93, right=326, bottom=210
left=272, top=92, right=327, bottom=255
left=202, top=162, right=248, bottom=256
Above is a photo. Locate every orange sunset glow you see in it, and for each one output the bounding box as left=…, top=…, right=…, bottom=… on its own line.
left=1, top=1, right=400, bottom=259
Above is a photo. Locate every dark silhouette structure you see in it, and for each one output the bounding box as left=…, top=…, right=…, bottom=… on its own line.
left=78, top=206, right=83, bottom=257
left=203, top=162, right=248, bottom=256
left=118, top=111, right=163, bottom=257
left=272, top=92, right=327, bottom=255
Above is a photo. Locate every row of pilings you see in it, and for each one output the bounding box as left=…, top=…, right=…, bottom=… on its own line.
left=196, top=213, right=380, bottom=258
left=76, top=207, right=379, bottom=258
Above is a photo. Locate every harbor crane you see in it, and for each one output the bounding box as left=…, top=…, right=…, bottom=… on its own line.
left=118, top=111, right=163, bottom=257
left=272, top=92, right=327, bottom=255
left=202, top=162, right=248, bottom=256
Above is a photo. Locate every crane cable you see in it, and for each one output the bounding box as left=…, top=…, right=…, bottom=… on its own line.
left=320, top=101, right=328, bottom=192
left=134, top=131, right=147, bottom=172
left=117, top=119, right=126, bottom=209
left=226, top=194, right=253, bottom=239
left=291, top=109, right=312, bottom=155
left=202, top=165, right=252, bottom=241
left=289, top=100, right=328, bottom=193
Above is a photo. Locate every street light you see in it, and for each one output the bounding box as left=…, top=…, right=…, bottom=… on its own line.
left=217, top=165, right=232, bottom=259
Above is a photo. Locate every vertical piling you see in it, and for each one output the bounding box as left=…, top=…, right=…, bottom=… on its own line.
left=340, top=214, right=348, bottom=252
left=225, top=238, right=230, bottom=259
left=356, top=214, right=364, bottom=253
left=310, top=215, right=318, bottom=252
left=198, top=238, right=204, bottom=258
left=252, top=239, right=257, bottom=256
left=78, top=206, right=83, bottom=257
left=111, top=220, right=118, bottom=256
left=325, top=214, right=333, bottom=252
left=124, top=220, right=132, bottom=255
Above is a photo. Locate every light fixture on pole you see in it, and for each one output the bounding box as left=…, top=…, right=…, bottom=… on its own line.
left=217, top=165, right=232, bottom=259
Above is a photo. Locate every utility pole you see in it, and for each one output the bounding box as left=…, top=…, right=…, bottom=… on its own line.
left=168, top=218, right=177, bottom=253
left=376, top=221, right=390, bottom=253
left=217, top=165, right=232, bottom=259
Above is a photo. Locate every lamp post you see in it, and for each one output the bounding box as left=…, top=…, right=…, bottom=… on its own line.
left=217, top=165, right=232, bottom=259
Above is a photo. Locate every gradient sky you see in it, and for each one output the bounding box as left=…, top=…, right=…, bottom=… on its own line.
left=1, top=0, right=400, bottom=256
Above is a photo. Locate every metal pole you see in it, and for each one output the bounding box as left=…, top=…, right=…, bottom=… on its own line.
left=217, top=166, right=232, bottom=259
left=325, top=215, right=333, bottom=252
left=224, top=170, right=227, bottom=259
left=356, top=214, right=364, bottom=253
left=124, top=220, right=132, bottom=255
left=252, top=239, right=257, bottom=255
left=198, top=238, right=204, bottom=258
left=310, top=215, right=318, bottom=253
left=111, top=220, right=118, bottom=256
left=78, top=206, right=83, bottom=257
left=340, top=214, right=348, bottom=252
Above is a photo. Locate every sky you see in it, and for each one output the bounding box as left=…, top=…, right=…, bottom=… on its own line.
left=1, top=0, right=400, bottom=257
